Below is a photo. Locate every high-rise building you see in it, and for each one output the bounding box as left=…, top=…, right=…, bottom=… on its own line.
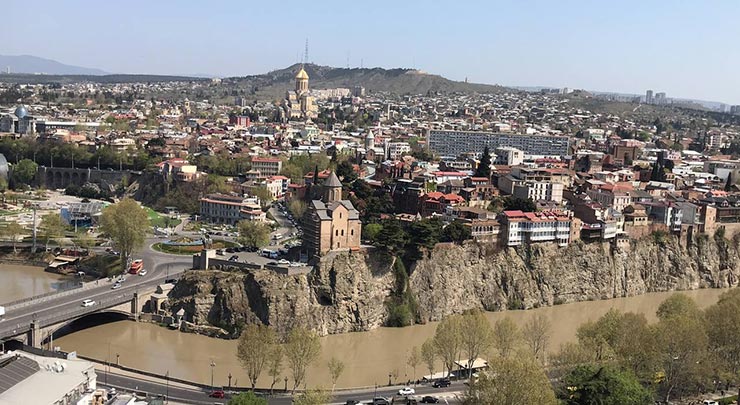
left=654, top=92, right=667, bottom=105
left=428, top=130, right=570, bottom=159
left=645, top=90, right=654, bottom=105
left=731, top=105, right=740, bottom=115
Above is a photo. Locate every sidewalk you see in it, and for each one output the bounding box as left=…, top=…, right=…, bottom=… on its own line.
left=91, top=360, right=203, bottom=391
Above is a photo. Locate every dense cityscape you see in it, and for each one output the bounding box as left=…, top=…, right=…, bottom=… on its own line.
left=2, top=2, right=740, bottom=405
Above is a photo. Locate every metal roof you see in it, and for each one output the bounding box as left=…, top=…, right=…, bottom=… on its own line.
left=0, top=355, right=39, bottom=394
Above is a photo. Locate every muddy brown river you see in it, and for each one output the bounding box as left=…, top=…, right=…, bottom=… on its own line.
left=0, top=263, right=70, bottom=303
left=55, top=288, right=730, bottom=389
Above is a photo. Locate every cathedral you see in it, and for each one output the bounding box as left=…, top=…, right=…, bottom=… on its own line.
left=283, top=66, right=318, bottom=120
left=303, top=172, right=362, bottom=258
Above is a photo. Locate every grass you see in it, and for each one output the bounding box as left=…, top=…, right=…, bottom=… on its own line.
left=152, top=239, right=239, bottom=255
left=145, top=206, right=182, bottom=229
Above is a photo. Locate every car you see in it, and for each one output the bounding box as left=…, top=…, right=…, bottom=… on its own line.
left=345, top=401, right=359, bottom=405
left=81, top=299, right=95, bottom=307
left=420, top=396, right=439, bottom=403
left=432, top=379, right=451, bottom=388
left=703, top=401, right=719, bottom=405
left=398, top=387, right=415, bottom=396
left=209, top=390, right=225, bottom=398
left=111, top=283, right=121, bottom=290
left=373, top=398, right=390, bottom=405
left=225, top=248, right=235, bottom=253
left=138, top=270, right=148, bottom=276
left=278, top=259, right=290, bottom=265
left=215, top=249, right=224, bottom=255
left=228, top=255, right=239, bottom=262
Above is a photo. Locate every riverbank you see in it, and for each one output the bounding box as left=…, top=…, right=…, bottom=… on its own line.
left=55, top=287, right=731, bottom=390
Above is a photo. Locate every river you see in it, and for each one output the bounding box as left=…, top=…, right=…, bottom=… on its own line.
left=55, top=288, right=730, bottom=390
left=0, top=263, right=70, bottom=303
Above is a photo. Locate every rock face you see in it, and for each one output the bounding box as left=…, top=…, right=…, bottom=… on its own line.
left=167, top=249, right=395, bottom=336
left=410, top=236, right=740, bottom=322
left=167, top=235, right=740, bottom=335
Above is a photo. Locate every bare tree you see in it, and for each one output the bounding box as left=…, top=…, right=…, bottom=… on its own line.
left=267, top=344, right=283, bottom=394
left=327, top=357, right=345, bottom=392
left=237, top=324, right=277, bottom=389
left=460, top=310, right=494, bottom=378
left=493, top=317, right=521, bottom=358
left=408, top=346, right=420, bottom=384
left=523, top=315, right=551, bottom=364
left=432, top=314, right=463, bottom=377
left=421, top=339, right=436, bottom=379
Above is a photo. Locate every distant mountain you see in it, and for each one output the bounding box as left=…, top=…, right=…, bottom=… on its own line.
left=226, top=63, right=508, bottom=99
left=0, top=54, right=108, bottom=75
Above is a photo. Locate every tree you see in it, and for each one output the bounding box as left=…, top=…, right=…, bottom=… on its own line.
left=493, top=317, right=521, bottom=358
left=441, top=221, right=472, bottom=243
left=1, top=222, right=24, bottom=253
left=464, top=354, right=557, bottom=405
left=421, top=339, right=437, bottom=379
left=11, top=159, right=38, bottom=188
left=72, top=232, right=96, bottom=252
left=327, top=357, right=345, bottom=392
left=502, top=196, right=537, bottom=212
left=266, top=344, right=283, bottom=394
left=363, top=223, right=382, bottom=243
left=408, top=346, right=420, bottom=384
left=40, top=213, right=66, bottom=250
left=432, top=314, right=463, bottom=377
left=100, top=198, right=149, bottom=273
left=251, top=186, right=273, bottom=208
left=237, top=220, right=271, bottom=249
left=460, top=310, right=494, bottom=378
left=373, top=219, right=409, bottom=254
left=705, top=289, right=740, bottom=379
left=292, top=389, right=332, bottom=405
left=237, top=324, right=277, bottom=389
left=474, top=146, right=492, bottom=179
left=284, top=327, right=321, bottom=392
left=559, top=365, right=653, bottom=405
left=288, top=199, right=307, bottom=219
left=725, top=173, right=734, bottom=192
left=523, top=315, right=551, bottom=364
left=227, top=392, right=267, bottom=405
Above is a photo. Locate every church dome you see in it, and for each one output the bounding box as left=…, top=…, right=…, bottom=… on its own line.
left=295, top=67, right=309, bottom=80
left=14, top=105, right=28, bottom=119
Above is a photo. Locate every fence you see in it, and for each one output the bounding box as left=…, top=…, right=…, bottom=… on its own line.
left=1, top=281, right=84, bottom=309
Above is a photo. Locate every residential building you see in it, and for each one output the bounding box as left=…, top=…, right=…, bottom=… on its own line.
left=386, top=142, right=411, bottom=160
left=199, top=194, right=263, bottom=225
left=427, top=130, right=570, bottom=158
left=493, top=146, right=524, bottom=166
left=513, top=181, right=564, bottom=203
left=500, top=210, right=572, bottom=247
left=303, top=172, right=362, bottom=257
left=250, top=157, right=283, bottom=176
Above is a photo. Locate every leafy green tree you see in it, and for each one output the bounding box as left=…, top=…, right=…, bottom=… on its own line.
left=73, top=232, right=96, bottom=252
left=441, top=221, right=472, bottom=243
left=460, top=309, right=494, bottom=378
left=408, top=346, right=420, bottom=383
left=433, top=314, right=463, bottom=377
left=327, top=357, right=345, bottom=392
left=100, top=198, right=150, bottom=273
left=705, top=289, right=740, bottom=378
left=251, top=186, right=273, bottom=208
left=464, top=353, right=557, bottom=405
left=237, top=220, right=271, bottom=249
left=284, top=327, right=321, bottom=393
left=227, top=392, right=267, bottom=405
left=40, top=213, right=66, bottom=250
left=474, top=146, right=492, bottom=178
left=421, top=339, right=437, bottom=378
left=559, top=365, right=653, bottom=405
left=12, top=159, right=38, bottom=187
left=363, top=223, right=382, bottom=243
left=266, top=344, right=283, bottom=394
left=288, top=199, right=307, bottom=219
left=237, top=324, right=277, bottom=389
left=1, top=221, right=24, bottom=253
left=502, top=196, right=537, bottom=212
left=335, top=160, right=357, bottom=182
left=293, top=389, right=332, bottom=405
left=373, top=219, right=409, bottom=254
left=493, top=317, right=521, bottom=358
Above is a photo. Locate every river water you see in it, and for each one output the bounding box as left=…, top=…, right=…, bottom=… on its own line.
left=0, top=263, right=69, bottom=304
left=55, top=288, right=730, bottom=390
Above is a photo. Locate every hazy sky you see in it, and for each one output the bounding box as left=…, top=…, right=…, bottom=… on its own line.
left=5, top=0, right=740, bottom=104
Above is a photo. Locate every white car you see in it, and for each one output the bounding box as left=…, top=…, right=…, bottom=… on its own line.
left=138, top=270, right=148, bottom=276
left=278, top=259, right=290, bottom=265
left=398, top=387, right=415, bottom=396
left=81, top=299, right=96, bottom=307
left=111, top=283, right=121, bottom=290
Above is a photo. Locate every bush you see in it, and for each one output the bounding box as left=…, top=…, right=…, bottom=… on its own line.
left=507, top=297, right=524, bottom=310
left=715, top=226, right=726, bottom=241
left=651, top=230, right=669, bottom=245
left=386, top=301, right=413, bottom=327
left=553, top=297, right=566, bottom=305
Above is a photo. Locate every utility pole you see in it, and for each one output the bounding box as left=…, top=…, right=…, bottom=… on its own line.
left=31, top=204, right=37, bottom=253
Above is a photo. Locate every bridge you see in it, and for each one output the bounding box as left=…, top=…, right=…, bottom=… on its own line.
left=34, top=166, right=140, bottom=190
left=0, top=260, right=192, bottom=348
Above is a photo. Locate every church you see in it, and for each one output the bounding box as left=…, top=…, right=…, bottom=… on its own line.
left=303, top=172, right=362, bottom=258
left=283, top=66, right=318, bottom=120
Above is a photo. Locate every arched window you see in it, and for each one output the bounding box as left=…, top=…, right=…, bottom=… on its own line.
left=341, top=229, right=344, bottom=236
left=350, top=229, right=354, bottom=236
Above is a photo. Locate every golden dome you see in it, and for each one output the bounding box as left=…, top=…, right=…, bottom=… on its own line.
left=295, top=67, right=309, bottom=80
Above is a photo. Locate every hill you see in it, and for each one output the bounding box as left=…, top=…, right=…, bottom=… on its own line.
left=0, top=73, right=206, bottom=85
left=225, top=63, right=508, bottom=99
left=0, top=55, right=108, bottom=75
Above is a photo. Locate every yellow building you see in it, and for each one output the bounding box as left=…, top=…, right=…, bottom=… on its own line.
left=283, top=66, right=318, bottom=120
left=303, top=172, right=361, bottom=257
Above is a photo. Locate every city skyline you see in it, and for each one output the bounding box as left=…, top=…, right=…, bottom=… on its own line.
left=4, top=0, right=740, bottom=105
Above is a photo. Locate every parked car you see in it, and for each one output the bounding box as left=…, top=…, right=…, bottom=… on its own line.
left=432, top=379, right=451, bottom=388
left=215, top=249, right=224, bottom=255
left=278, top=259, right=290, bottom=265
left=81, top=299, right=95, bottom=307
left=373, top=398, right=390, bottom=405
left=228, top=255, right=239, bottom=262
left=398, top=387, right=415, bottom=396
left=209, top=390, right=225, bottom=398
left=420, top=396, right=439, bottom=403
left=345, top=401, right=359, bottom=405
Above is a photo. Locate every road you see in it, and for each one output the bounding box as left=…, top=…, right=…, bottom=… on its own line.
left=0, top=238, right=191, bottom=341
left=98, top=369, right=465, bottom=404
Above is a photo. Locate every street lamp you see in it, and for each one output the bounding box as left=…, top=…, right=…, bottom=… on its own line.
left=284, top=377, right=288, bottom=392
left=116, top=353, right=119, bottom=366
left=388, top=373, right=392, bottom=386
left=165, top=370, right=169, bottom=405
left=228, top=373, right=232, bottom=388
left=210, top=360, right=216, bottom=391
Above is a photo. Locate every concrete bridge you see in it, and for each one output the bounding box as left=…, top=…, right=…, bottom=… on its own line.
left=34, top=166, right=140, bottom=190
left=0, top=260, right=191, bottom=348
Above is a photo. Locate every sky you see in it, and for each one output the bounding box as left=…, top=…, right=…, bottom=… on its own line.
left=5, top=0, right=740, bottom=104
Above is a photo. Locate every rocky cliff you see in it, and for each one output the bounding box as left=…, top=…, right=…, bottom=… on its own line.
left=167, top=249, right=395, bottom=336
left=167, top=235, right=740, bottom=335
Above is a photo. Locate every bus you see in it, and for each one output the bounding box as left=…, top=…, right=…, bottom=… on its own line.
left=128, top=259, right=144, bottom=274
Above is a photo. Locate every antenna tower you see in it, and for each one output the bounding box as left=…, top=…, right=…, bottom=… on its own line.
left=304, top=38, right=309, bottom=65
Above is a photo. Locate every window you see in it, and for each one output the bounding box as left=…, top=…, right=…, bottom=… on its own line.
left=341, top=229, right=344, bottom=236
left=350, top=229, right=354, bottom=236
left=335, top=230, right=338, bottom=236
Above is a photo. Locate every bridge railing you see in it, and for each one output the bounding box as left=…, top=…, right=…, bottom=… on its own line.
left=1, top=281, right=84, bottom=309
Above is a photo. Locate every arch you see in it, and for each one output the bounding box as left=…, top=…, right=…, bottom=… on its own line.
left=43, top=311, right=133, bottom=344
left=71, top=172, right=80, bottom=185
left=54, top=171, right=62, bottom=188
left=62, top=172, right=71, bottom=187
left=45, top=170, right=54, bottom=188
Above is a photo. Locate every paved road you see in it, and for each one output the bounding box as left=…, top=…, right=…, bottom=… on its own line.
left=98, top=369, right=465, bottom=405
left=0, top=239, right=191, bottom=341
